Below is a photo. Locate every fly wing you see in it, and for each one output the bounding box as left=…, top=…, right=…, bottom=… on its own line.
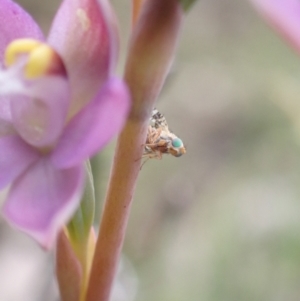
left=150, top=108, right=169, bottom=130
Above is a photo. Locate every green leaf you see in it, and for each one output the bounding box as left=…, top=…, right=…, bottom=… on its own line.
left=178, top=0, right=198, bottom=11
left=67, top=161, right=95, bottom=246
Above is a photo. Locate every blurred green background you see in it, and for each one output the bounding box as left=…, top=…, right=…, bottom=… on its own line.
left=2, top=0, right=300, bottom=300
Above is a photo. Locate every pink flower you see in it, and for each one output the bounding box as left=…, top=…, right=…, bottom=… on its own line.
left=0, top=0, right=130, bottom=249
left=250, top=0, right=300, bottom=54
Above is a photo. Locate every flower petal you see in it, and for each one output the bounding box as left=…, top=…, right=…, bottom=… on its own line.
left=0, top=0, right=44, bottom=64
left=10, top=76, right=70, bottom=147
left=0, top=134, right=39, bottom=189
left=250, top=0, right=300, bottom=53
left=48, top=0, right=119, bottom=116
left=0, top=97, right=12, bottom=121
left=2, top=159, right=85, bottom=249
left=51, top=78, right=130, bottom=169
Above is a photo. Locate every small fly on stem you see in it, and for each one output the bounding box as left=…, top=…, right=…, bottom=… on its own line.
left=143, top=108, right=186, bottom=160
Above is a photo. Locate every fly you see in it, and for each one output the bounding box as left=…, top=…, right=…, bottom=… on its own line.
left=143, top=108, right=186, bottom=159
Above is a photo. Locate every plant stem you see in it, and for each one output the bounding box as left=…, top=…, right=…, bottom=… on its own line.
left=85, top=1, right=183, bottom=300
left=132, top=0, right=144, bottom=26
left=85, top=118, right=147, bottom=301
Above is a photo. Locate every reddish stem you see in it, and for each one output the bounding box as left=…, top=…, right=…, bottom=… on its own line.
left=85, top=1, right=183, bottom=300
left=132, top=0, right=144, bottom=26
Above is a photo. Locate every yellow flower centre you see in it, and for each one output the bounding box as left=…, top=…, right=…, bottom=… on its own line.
left=4, top=38, right=65, bottom=79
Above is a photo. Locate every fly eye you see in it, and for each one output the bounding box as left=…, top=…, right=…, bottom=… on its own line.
left=172, top=138, right=183, bottom=148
